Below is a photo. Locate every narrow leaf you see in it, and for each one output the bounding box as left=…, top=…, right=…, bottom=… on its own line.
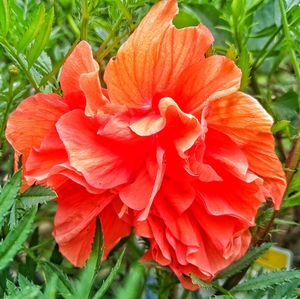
left=40, top=275, right=58, bottom=299
left=216, top=243, right=272, bottom=279
left=73, top=221, right=103, bottom=299
left=18, top=4, right=46, bottom=52
left=0, top=0, right=10, bottom=37
left=20, top=185, right=56, bottom=208
left=27, top=7, right=54, bottom=67
left=0, top=207, right=37, bottom=270
left=232, top=270, right=300, bottom=292
left=0, top=170, right=21, bottom=227
left=93, top=248, right=126, bottom=299
left=42, top=261, right=74, bottom=297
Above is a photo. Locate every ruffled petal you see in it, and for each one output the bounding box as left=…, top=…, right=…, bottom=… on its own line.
left=100, top=200, right=131, bottom=258
left=56, top=110, right=145, bottom=189
left=6, top=93, right=68, bottom=161
left=60, top=41, right=106, bottom=116
left=53, top=181, right=113, bottom=266
left=104, top=0, right=213, bottom=108
left=119, top=146, right=165, bottom=220
left=131, top=98, right=203, bottom=157
left=25, top=129, right=68, bottom=185
left=206, top=92, right=286, bottom=208
left=170, top=56, right=241, bottom=114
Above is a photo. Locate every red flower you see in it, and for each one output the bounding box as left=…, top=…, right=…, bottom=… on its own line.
left=6, top=0, right=286, bottom=289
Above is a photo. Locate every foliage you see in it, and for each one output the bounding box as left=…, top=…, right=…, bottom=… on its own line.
left=0, top=0, right=300, bottom=298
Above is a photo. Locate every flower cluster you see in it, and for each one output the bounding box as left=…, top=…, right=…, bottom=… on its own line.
left=6, top=0, right=286, bottom=289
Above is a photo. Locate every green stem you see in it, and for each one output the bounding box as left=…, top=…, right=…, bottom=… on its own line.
left=285, top=120, right=300, bottom=184
left=96, top=29, right=133, bottom=63
left=80, top=0, right=89, bottom=40
left=0, top=37, right=40, bottom=92
left=94, top=16, right=123, bottom=60
left=252, top=27, right=281, bottom=70
left=279, top=0, right=300, bottom=96
left=40, top=38, right=79, bottom=87
left=0, top=76, right=14, bottom=164
left=180, top=289, right=190, bottom=299
left=212, top=281, right=237, bottom=298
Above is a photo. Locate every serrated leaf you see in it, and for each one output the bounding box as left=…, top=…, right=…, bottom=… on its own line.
left=72, top=221, right=103, bottom=299
left=232, top=270, right=300, bottom=292
left=0, top=207, right=37, bottom=270
left=42, top=261, right=74, bottom=297
left=4, top=283, right=40, bottom=299
left=0, top=0, right=10, bottom=37
left=27, top=7, right=54, bottom=67
left=0, top=170, right=21, bottom=228
left=17, top=4, right=46, bottom=53
left=93, top=248, right=126, bottom=299
left=190, top=274, right=214, bottom=289
left=20, top=185, right=56, bottom=208
left=216, top=243, right=272, bottom=279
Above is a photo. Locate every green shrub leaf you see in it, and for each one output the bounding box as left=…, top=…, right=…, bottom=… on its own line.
left=216, top=243, right=272, bottom=279
left=0, top=170, right=21, bottom=228
left=0, top=206, right=37, bottom=270
left=232, top=270, right=300, bottom=292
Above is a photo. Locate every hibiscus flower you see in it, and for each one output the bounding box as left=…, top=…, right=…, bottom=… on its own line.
left=6, top=0, right=286, bottom=289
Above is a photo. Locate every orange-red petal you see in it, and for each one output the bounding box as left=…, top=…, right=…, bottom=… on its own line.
left=104, top=0, right=213, bottom=108
left=60, top=41, right=106, bottom=116
left=53, top=181, right=113, bottom=266
left=6, top=93, right=68, bottom=162
left=207, top=92, right=286, bottom=208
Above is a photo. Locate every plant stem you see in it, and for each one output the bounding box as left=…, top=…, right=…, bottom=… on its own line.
left=252, top=27, right=281, bottom=70
left=285, top=119, right=300, bottom=184
left=0, top=37, right=40, bottom=92
left=279, top=0, right=300, bottom=97
left=96, top=29, right=133, bottom=63
left=0, top=76, right=14, bottom=165
left=80, top=0, right=89, bottom=40
left=94, top=16, right=123, bottom=60
left=211, top=281, right=237, bottom=299
left=40, top=38, right=79, bottom=87
left=180, top=289, right=190, bottom=299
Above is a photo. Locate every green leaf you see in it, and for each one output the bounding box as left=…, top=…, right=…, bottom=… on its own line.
left=17, top=4, right=46, bottom=53
left=173, top=10, right=199, bottom=28
left=0, top=207, right=37, bottom=270
left=272, top=119, right=290, bottom=134
left=282, top=192, right=300, bottom=208
left=274, top=218, right=299, bottom=226
left=272, top=90, right=299, bottom=126
left=72, top=221, right=103, bottom=299
left=232, top=270, right=300, bottom=292
left=39, top=275, right=58, bottom=299
left=216, top=243, right=272, bottom=279
left=20, top=185, right=56, bottom=208
left=115, top=263, right=145, bottom=299
left=92, top=248, right=126, bottom=299
left=190, top=274, right=214, bottom=289
left=0, top=170, right=21, bottom=228
left=4, top=282, right=40, bottom=299
left=0, top=0, right=10, bottom=37
left=27, top=7, right=54, bottom=68
left=42, top=261, right=74, bottom=297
